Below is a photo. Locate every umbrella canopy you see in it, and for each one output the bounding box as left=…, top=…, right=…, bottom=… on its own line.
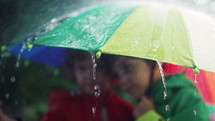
left=9, top=45, right=66, bottom=68
left=33, top=2, right=215, bottom=72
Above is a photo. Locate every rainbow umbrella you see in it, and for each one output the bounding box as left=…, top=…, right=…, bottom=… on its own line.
left=33, top=2, right=215, bottom=73
left=9, top=2, right=215, bottom=116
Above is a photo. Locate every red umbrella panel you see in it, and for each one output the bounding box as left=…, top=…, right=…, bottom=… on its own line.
left=164, top=63, right=215, bottom=106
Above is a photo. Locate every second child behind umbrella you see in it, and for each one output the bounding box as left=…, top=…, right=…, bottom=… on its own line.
left=114, top=55, right=210, bottom=121
left=41, top=50, right=135, bottom=121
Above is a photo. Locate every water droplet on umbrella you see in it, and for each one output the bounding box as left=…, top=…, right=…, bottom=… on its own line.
left=152, top=40, right=160, bottom=52
left=194, top=68, right=200, bottom=83
left=50, top=18, right=58, bottom=23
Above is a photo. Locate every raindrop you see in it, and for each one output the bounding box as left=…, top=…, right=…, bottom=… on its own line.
left=90, top=52, right=97, bottom=81
left=92, top=106, right=96, bottom=117
left=194, top=110, right=197, bottom=115
left=167, top=118, right=171, bottom=121
left=94, top=84, right=101, bottom=97
left=165, top=105, right=170, bottom=111
left=94, top=84, right=99, bottom=90
left=27, top=44, right=33, bottom=51
left=50, top=18, right=58, bottom=23
left=5, top=93, right=10, bottom=99
left=194, top=92, right=197, bottom=96
left=164, top=91, right=167, bottom=100
left=16, top=43, right=26, bottom=68
left=157, top=61, right=167, bottom=100
left=10, top=76, right=16, bottom=83
left=95, top=91, right=100, bottom=97
left=194, top=74, right=198, bottom=83
left=194, top=68, right=199, bottom=84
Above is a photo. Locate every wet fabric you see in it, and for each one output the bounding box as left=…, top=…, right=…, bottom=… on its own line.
left=34, top=3, right=215, bottom=72
left=152, top=74, right=210, bottom=121
left=41, top=89, right=135, bottom=121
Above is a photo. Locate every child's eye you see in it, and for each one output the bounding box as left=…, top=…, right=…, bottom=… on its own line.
left=76, top=65, right=88, bottom=72
left=123, top=65, right=133, bottom=73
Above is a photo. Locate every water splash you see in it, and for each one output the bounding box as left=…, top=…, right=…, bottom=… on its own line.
left=94, top=84, right=101, bottom=97
left=16, top=43, right=26, bottom=68
left=156, top=61, right=167, bottom=100
left=90, top=52, right=97, bottom=81
left=92, top=106, right=96, bottom=117
left=90, top=52, right=100, bottom=118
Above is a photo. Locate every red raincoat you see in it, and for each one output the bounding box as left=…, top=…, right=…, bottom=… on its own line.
left=41, top=89, right=135, bottom=121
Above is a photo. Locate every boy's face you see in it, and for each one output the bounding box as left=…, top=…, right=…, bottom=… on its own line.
left=115, top=56, right=151, bottom=99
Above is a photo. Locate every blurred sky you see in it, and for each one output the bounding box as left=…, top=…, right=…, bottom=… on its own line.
left=1, top=0, right=215, bottom=45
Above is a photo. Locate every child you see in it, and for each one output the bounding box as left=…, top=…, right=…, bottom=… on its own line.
left=114, top=56, right=210, bottom=121
left=0, top=50, right=135, bottom=121
left=41, top=50, right=135, bottom=121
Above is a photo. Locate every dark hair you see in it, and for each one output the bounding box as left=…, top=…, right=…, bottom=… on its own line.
left=63, top=49, right=116, bottom=81
left=144, top=59, right=156, bottom=69
left=64, top=49, right=90, bottom=68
